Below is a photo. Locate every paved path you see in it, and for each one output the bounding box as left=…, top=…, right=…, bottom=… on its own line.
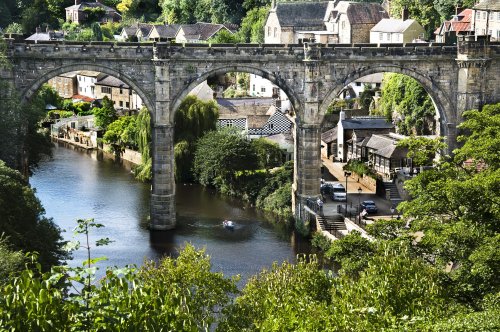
left=320, top=158, right=401, bottom=219
left=321, top=158, right=375, bottom=194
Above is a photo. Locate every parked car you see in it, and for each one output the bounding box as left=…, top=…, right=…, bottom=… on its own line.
left=320, top=183, right=333, bottom=197
left=360, top=200, right=378, bottom=213
left=331, top=183, right=346, bottom=201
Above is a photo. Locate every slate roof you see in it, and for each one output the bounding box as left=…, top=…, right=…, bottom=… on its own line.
left=66, top=1, right=118, bottom=13
left=136, top=23, right=154, bottom=36
left=151, top=24, right=181, bottom=39
left=371, top=19, right=419, bottom=33
left=345, top=2, right=388, bottom=25
left=342, top=117, right=394, bottom=130
left=321, top=127, right=338, bottom=143
left=474, top=0, right=500, bottom=11
left=275, top=1, right=329, bottom=28
left=95, top=76, right=129, bottom=88
left=26, top=31, right=64, bottom=41
left=121, top=26, right=138, bottom=37
left=180, top=23, right=234, bottom=41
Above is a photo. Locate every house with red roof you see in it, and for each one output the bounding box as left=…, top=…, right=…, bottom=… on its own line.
left=434, top=8, right=473, bottom=44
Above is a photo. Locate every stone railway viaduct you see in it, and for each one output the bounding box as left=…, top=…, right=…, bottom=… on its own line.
left=1, top=36, right=499, bottom=230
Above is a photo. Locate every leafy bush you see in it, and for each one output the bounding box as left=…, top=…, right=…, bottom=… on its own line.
left=343, top=159, right=376, bottom=178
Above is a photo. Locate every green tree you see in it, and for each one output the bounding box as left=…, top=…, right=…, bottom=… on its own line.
left=219, top=255, right=333, bottom=331
left=389, top=0, right=441, bottom=39
left=397, top=105, right=500, bottom=305
left=4, top=22, right=23, bottom=34
left=251, top=137, right=283, bottom=169
left=0, top=237, right=25, bottom=283
left=209, top=29, right=239, bottom=44
left=133, top=106, right=152, bottom=182
left=103, top=115, right=137, bottom=153
left=193, top=127, right=258, bottom=187
left=397, top=136, right=446, bottom=166
left=236, top=6, right=269, bottom=43
left=0, top=161, right=68, bottom=270
left=433, top=0, right=476, bottom=21
left=376, top=73, right=435, bottom=135
left=93, top=96, right=117, bottom=130
left=174, top=95, right=218, bottom=182
left=90, top=22, right=103, bottom=41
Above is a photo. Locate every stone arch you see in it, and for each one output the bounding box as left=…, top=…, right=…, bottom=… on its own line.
left=319, top=65, right=455, bottom=138
left=170, top=64, right=301, bottom=122
left=19, top=63, right=155, bottom=117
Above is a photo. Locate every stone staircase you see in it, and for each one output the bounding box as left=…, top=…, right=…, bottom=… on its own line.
left=383, top=181, right=403, bottom=202
left=317, top=214, right=347, bottom=238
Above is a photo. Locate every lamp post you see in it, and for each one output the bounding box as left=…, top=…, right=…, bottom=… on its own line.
left=344, top=171, right=351, bottom=216
left=390, top=206, right=395, bottom=219
left=357, top=187, right=362, bottom=223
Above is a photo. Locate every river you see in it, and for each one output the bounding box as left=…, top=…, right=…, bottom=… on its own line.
left=30, top=142, right=313, bottom=283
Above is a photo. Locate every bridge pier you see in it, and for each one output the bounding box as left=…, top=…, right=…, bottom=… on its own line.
left=150, top=124, right=176, bottom=230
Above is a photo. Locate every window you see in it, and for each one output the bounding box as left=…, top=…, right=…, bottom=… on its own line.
left=268, top=27, right=271, bottom=36
left=483, top=12, right=486, bottom=20
left=268, top=123, right=274, bottom=129
left=274, top=27, right=277, bottom=37
left=476, top=11, right=480, bottom=20
left=126, top=102, right=129, bottom=108
left=119, top=101, right=123, bottom=107
left=261, top=87, right=266, bottom=93
left=101, top=87, right=111, bottom=94
left=379, top=32, right=383, bottom=40
left=497, top=12, right=500, bottom=21
left=252, top=84, right=255, bottom=91
left=386, top=33, right=390, bottom=41
left=120, top=88, right=123, bottom=94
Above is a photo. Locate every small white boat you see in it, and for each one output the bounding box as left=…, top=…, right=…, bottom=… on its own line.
left=223, top=220, right=235, bottom=229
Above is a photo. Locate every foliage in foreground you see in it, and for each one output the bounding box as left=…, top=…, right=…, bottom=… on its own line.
left=0, top=243, right=238, bottom=331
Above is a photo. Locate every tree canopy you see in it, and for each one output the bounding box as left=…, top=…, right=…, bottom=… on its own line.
left=375, top=73, right=436, bottom=135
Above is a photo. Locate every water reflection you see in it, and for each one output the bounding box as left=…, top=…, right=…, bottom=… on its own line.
left=31, top=142, right=312, bottom=283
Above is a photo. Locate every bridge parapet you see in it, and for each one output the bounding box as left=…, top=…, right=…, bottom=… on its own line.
left=7, top=40, right=154, bottom=61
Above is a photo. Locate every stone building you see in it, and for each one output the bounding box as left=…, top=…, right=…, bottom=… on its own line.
left=370, top=18, right=426, bottom=44
left=434, top=9, right=473, bottom=44
left=324, top=1, right=388, bottom=44
left=336, top=111, right=394, bottom=162
left=65, top=0, right=121, bottom=24
left=472, top=0, right=500, bottom=41
left=264, top=0, right=329, bottom=44
left=48, top=71, right=79, bottom=98
left=95, top=75, right=143, bottom=112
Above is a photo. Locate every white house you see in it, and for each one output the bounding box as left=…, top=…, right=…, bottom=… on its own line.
left=76, top=71, right=106, bottom=99
left=248, top=74, right=291, bottom=113
left=370, top=18, right=426, bottom=44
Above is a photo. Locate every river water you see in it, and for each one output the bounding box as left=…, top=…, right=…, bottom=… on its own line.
left=30, top=143, right=312, bottom=283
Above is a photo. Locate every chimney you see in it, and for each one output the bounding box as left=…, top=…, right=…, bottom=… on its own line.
left=35, top=26, right=41, bottom=34
left=340, top=110, right=346, bottom=121
left=402, top=6, right=409, bottom=21
left=75, top=0, right=81, bottom=5
left=271, top=0, right=276, bottom=10
left=455, top=6, right=463, bottom=16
